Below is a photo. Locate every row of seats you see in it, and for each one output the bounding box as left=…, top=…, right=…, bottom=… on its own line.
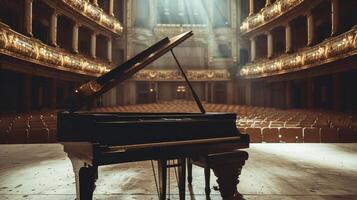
left=0, top=112, right=57, bottom=144
left=95, top=101, right=357, bottom=130
left=1, top=100, right=356, bottom=143
left=240, top=127, right=357, bottom=143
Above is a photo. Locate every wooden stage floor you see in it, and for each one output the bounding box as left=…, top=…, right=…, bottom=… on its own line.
left=0, top=144, right=356, bottom=200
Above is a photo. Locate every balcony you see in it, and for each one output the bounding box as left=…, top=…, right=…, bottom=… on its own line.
left=240, top=0, right=304, bottom=34
left=0, top=23, right=110, bottom=76
left=239, top=26, right=357, bottom=78
left=133, top=69, right=231, bottom=81
left=59, top=0, right=123, bottom=34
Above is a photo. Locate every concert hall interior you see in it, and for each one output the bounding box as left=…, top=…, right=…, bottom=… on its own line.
left=0, top=0, right=357, bottom=199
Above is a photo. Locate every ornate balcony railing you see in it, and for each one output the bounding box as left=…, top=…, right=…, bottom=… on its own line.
left=61, top=0, right=123, bottom=34
left=153, top=24, right=208, bottom=38
left=133, top=69, right=231, bottom=81
left=240, top=0, right=304, bottom=34
left=0, top=23, right=110, bottom=76
left=239, top=27, right=357, bottom=78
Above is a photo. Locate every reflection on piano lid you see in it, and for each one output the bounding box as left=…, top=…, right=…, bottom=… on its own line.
left=71, top=31, right=193, bottom=111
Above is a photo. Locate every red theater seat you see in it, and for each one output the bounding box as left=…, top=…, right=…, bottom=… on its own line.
left=339, top=128, right=357, bottom=143
left=320, top=128, right=339, bottom=143
left=279, top=128, right=303, bottom=143
left=28, top=129, right=49, bottom=143
left=303, top=128, right=321, bottom=143
left=262, top=128, right=279, bottom=143
left=238, top=127, right=246, bottom=134
left=245, top=128, right=262, bottom=143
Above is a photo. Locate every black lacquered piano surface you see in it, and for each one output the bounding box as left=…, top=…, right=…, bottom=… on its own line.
left=58, top=111, right=242, bottom=145
left=57, top=31, right=249, bottom=200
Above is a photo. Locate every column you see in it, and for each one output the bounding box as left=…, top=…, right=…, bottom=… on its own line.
left=107, top=38, right=112, bottom=63
left=226, top=81, right=234, bottom=104
left=245, top=81, right=251, bottom=106
left=267, top=31, right=273, bottom=59
left=91, top=0, right=98, bottom=6
left=250, top=37, right=256, bottom=62
left=122, top=81, right=136, bottom=105
left=23, top=75, right=32, bottom=112
left=127, top=81, right=136, bottom=105
left=110, top=89, right=117, bottom=106
left=210, top=83, right=215, bottom=103
left=50, top=79, right=57, bottom=109
left=109, top=0, right=114, bottom=16
left=237, top=0, right=242, bottom=26
left=332, top=74, right=341, bottom=111
left=205, top=82, right=209, bottom=102
left=307, top=78, right=314, bottom=108
left=50, top=10, right=58, bottom=46
left=307, top=12, right=315, bottom=46
left=286, top=81, right=292, bottom=109
left=264, top=83, right=272, bottom=107
left=90, top=32, right=97, bottom=59
left=72, top=23, right=79, bottom=53
left=331, top=0, right=340, bottom=36
left=154, top=82, right=159, bottom=103
left=285, top=23, right=292, bottom=53
left=233, top=80, right=239, bottom=104
left=249, top=0, right=255, bottom=16
left=265, top=0, right=272, bottom=7
left=24, top=0, right=33, bottom=36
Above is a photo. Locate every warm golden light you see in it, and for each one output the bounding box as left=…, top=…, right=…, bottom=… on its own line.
left=0, top=24, right=110, bottom=76
left=240, top=27, right=357, bottom=77
left=240, top=0, right=304, bottom=33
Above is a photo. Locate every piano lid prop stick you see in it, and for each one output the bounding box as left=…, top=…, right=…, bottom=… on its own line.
left=170, top=49, right=206, bottom=114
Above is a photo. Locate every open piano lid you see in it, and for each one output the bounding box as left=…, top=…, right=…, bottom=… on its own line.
left=71, top=31, right=193, bottom=111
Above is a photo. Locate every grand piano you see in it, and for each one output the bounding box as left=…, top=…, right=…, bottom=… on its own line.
left=57, top=31, right=249, bottom=200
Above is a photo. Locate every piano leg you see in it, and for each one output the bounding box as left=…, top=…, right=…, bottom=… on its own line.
left=187, top=159, right=193, bottom=185
left=204, top=167, right=211, bottom=197
left=209, top=151, right=248, bottom=200
left=78, top=166, right=97, bottom=200
left=177, top=158, right=186, bottom=200
left=68, top=157, right=97, bottom=200
left=157, top=159, right=167, bottom=200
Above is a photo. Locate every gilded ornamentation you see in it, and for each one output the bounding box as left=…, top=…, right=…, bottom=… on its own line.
left=77, top=80, right=103, bottom=96
left=0, top=25, right=110, bottom=76
left=240, top=0, right=304, bottom=33
left=0, top=30, right=7, bottom=48
left=133, top=69, right=230, bottom=81
left=240, top=27, right=357, bottom=78
left=62, top=0, right=123, bottom=34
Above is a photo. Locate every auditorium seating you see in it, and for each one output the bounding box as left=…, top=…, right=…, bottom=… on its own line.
left=320, top=128, right=339, bottom=143
left=0, top=100, right=356, bottom=143
left=244, top=128, right=262, bottom=143
left=279, top=128, right=303, bottom=143
left=303, top=128, right=321, bottom=143
left=262, top=128, right=280, bottom=143
left=0, top=111, right=56, bottom=144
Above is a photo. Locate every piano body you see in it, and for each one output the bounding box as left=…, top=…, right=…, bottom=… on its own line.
left=57, top=31, right=249, bottom=200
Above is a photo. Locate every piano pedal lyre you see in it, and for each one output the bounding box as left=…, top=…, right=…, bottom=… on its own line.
left=154, top=159, right=186, bottom=200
